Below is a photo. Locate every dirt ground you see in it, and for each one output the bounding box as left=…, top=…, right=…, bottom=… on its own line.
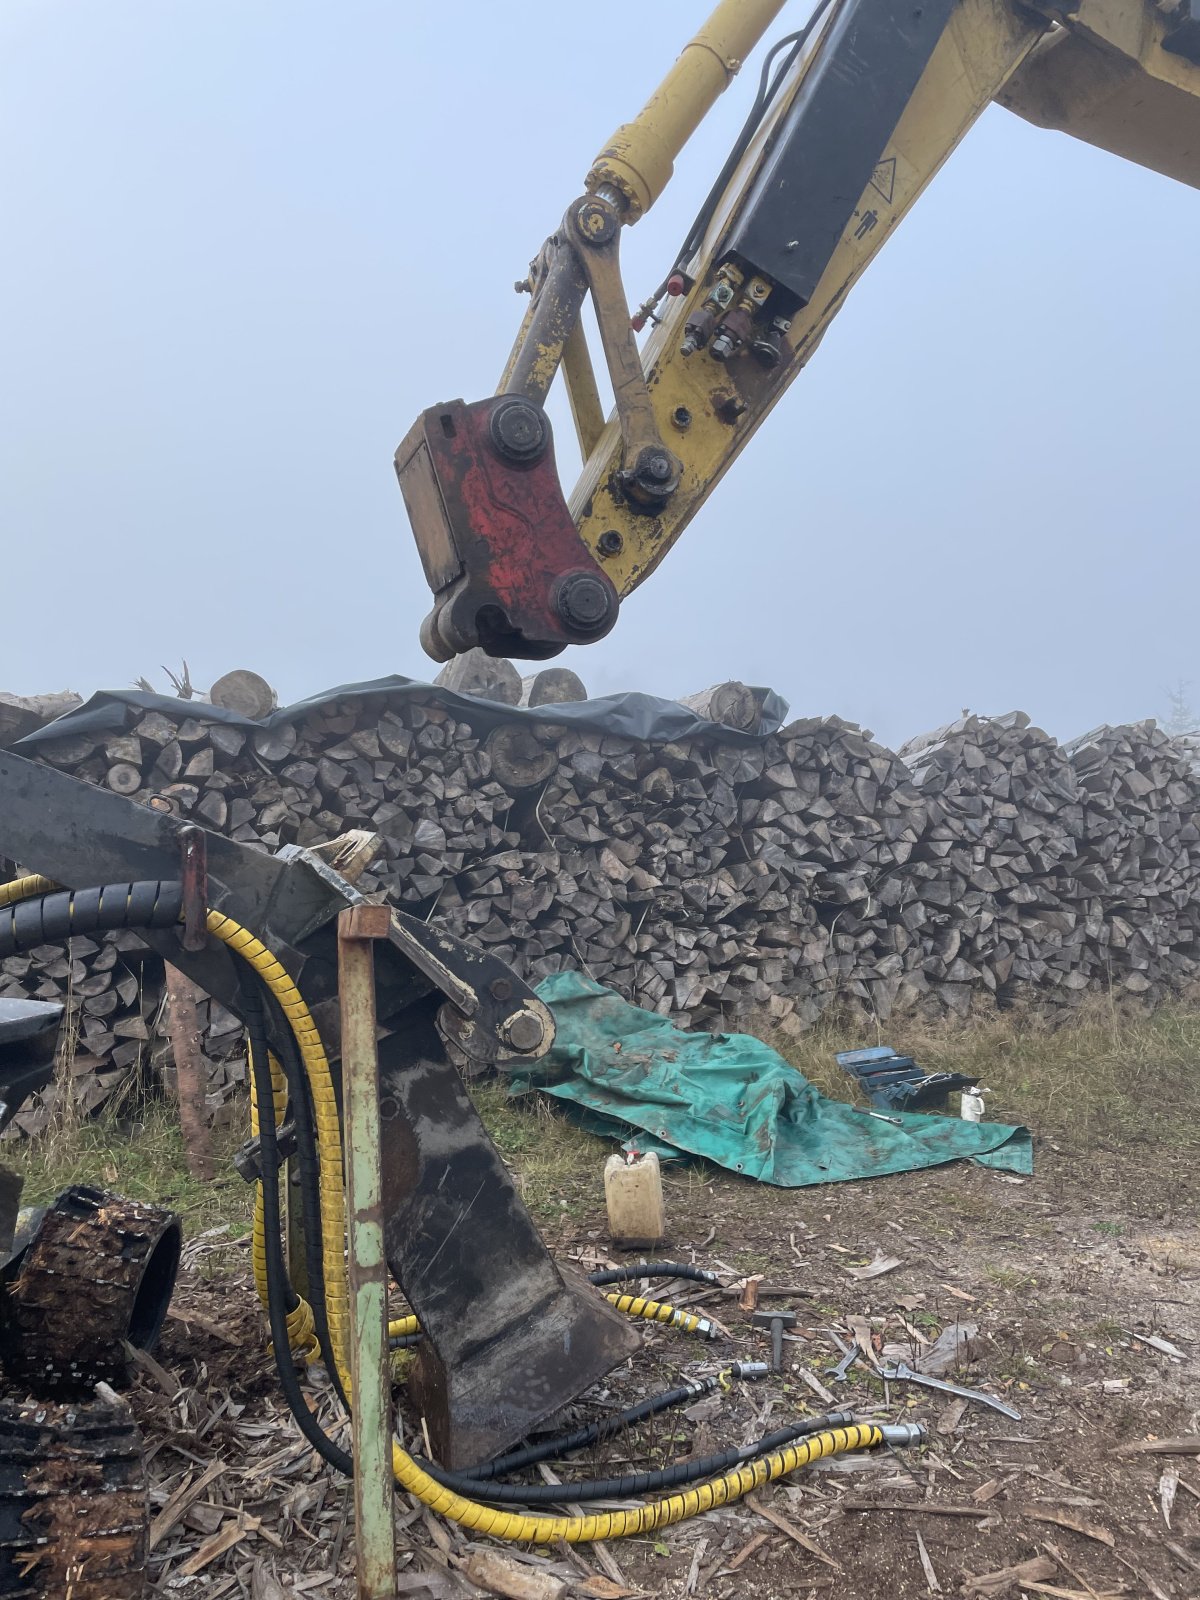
left=120, top=1108, right=1200, bottom=1600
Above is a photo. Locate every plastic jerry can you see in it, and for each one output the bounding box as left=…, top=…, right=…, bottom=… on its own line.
left=604, top=1152, right=665, bottom=1248
left=960, top=1087, right=987, bottom=1122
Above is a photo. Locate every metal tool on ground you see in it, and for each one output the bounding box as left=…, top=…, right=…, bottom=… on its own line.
left=879, top=1361, right=1022, bottom=1420
left=826, top=1342, right=863, bottom=1382
left=751, top=1309, right=797, bottom=1372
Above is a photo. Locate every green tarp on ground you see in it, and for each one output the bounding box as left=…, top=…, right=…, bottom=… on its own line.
left=516, top=973, right=1033, bottom=1186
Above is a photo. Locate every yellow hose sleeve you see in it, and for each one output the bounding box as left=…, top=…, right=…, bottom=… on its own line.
left=0, top=875, right=58, bottom=908
left=388, top=1315, right=420, bottom=1339
left=389, top=1423, right=884, bottom=1542
left=283, top=1295, right=322, bottom=1365
left=604, top=1292, right=708, bottom=1334
left=207, top=910, right=353, bottom=1393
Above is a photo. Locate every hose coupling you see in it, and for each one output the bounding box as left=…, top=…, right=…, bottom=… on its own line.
left=880, top=1422, right=927, bottom=1448
left=684, top=1315, right=718, bottom=1340
left=728, top=1361, right=769, bottom=1380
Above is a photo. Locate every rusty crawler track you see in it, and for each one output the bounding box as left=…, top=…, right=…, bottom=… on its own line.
left=0, top=1397, right=148, bottom=1598
left=1, top=1186, right=181, bottom=1394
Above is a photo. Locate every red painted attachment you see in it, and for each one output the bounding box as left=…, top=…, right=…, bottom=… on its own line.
left=667, top=272, right=687, bottom=296
left=395, top=398, right=619, bottom=662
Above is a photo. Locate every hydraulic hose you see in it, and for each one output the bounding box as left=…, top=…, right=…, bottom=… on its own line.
left=261, top=992, right=347, bottom=1403
left=424, top=1411, right=857, bottom=1504
left=467, top=1372, right=754, bottom=1480
left=205, top=909, right=353, bottom=1394
left=587, top=1262, right=721, bottom=1288
left=383, top=1289, right=713, bottom=1348
left=0, top=880, right=183, bottom=955
left=603, top=1292, right=716, bottom=1338
left=248, top=1042, right=321, bottom=1364
left=389, top=1422, right=895, bottom=1542
left=389, top=1332, right=424, bottom=1351
left=241, top=974, right=354, bottom=1476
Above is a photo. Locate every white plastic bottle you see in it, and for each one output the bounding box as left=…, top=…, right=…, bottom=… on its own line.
left=960, top=1087, right=987, bottom=1123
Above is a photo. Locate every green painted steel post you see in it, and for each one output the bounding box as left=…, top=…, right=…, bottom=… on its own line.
left=337, top=905, right=395, bottom=1600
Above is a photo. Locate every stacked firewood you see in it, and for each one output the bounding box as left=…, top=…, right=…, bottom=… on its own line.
left=1062, top=721, right=1200, bottom=996
left=4, top=672, right=1200, bottom=1125
left=896, top=713, right=1086, bottom=1016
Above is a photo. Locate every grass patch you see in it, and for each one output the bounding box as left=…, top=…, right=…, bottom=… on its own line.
left=470, top=1082, right=608, bottom=1225
left=10, top=1100, right=250, bottom=1237
left=754, top=1002, right=1200, bottom=1153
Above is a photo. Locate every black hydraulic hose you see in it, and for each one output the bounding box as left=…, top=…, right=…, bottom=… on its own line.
left=422, top=1411, right=855, bottom=1505
left=0, top=880, right=183, bottom=956
left=470, top=1372, right=739, bottom=1480
left=477, top=1390, right=699, bottom=1481
left=242, top=975, right=352, bottom=1477
left=586, top=1263, right=721, bottom=1289
left=674, top=28, right=806, bottom=268
left=263, top=989, right=347, bottom=1408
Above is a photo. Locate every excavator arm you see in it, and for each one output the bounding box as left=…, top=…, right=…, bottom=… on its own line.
left=397, top=0, right=1200, bottom=662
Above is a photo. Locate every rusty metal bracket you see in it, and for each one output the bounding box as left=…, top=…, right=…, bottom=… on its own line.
left=178, top=825, right=208, bottom=952
left=338, top=905, right=395, bottom=1600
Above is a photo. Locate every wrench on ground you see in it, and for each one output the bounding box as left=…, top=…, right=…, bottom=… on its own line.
left=825, top=1342, right=863, bottom=1381
left=878, top=1361, right=1022, bottom=1420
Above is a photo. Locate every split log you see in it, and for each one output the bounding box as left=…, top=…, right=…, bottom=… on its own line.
left=209, top=670, right=277, bottom=719
left=678, top=681, right=765, bottom=732
left=520, top=668, right=587, bottom=707
left=0, top=691, right=83, bottom=747
left=436, top=649, right=522, bottom=706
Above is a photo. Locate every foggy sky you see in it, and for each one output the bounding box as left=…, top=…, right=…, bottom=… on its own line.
left=2, top=1, right=1197, bottom=750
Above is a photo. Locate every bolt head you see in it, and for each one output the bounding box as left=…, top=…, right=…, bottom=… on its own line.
left=489, top=398, right=548, bottom=463
left=500, top=1009, right=545, bottom=1053
left=555, top=571, right=615, bottom=634
left=576, top=199, right=618, bottom=244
